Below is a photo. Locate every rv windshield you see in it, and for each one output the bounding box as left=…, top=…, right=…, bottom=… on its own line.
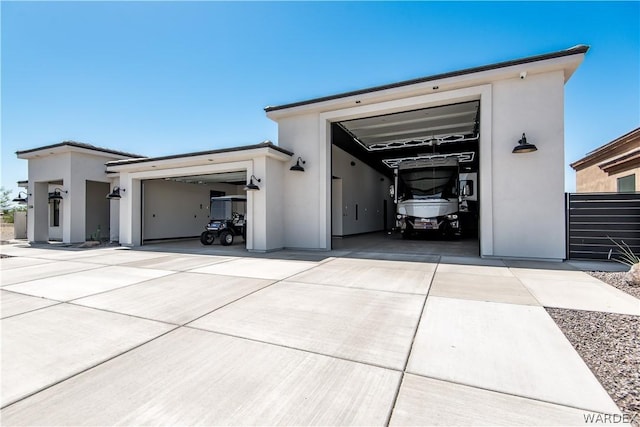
left=398, top=166, right=458, bottom=200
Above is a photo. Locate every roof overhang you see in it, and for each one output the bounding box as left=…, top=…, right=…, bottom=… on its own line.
left=105, top=141, right=292, bottom=174
left=16, top=141, right=142, bottom=160
left=571, top=127, right=640, bottom=171
left=598, top=149, right=640, bottom=175
left=265, top=45, right=589, bottom=120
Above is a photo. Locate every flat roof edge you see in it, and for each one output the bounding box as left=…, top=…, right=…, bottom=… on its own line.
left=105, top=141, right=293, bottom=166
left=265, top=45, right=589, bottom=113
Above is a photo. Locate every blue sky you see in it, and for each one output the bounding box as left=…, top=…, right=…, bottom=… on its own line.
left=2, top=1, right=638, bottom=195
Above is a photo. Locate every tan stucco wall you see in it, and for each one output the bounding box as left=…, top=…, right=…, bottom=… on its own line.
left=576, top=164, right=640, bottom=192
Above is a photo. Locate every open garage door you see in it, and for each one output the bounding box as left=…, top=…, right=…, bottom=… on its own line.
left=141, top=171, right=247, bottom=244
left=331, top=100, right=480, bottom=256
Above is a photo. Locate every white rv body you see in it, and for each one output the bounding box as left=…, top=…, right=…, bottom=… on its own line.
left=397, top=199, right=458, bottom=218
left=392, top=157, right=476, bottom=237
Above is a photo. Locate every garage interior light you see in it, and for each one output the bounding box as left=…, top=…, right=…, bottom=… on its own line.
left=106, top=186, right=125, bottom=199
left=512, top=133, right=538, bottom=154
left=290, top=157, right=306, bottom=172
left=244, top=175, right=261, bottom=191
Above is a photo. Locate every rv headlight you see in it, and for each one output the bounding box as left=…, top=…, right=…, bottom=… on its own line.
left=446, top=214, right=458, bottom=220
left=396, top=214, right=403, bottom=220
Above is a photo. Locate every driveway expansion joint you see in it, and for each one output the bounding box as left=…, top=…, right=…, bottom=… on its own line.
left=66, top=301, right=180, bottom=326
left=384, top=260, right=438, bottom=426
left=283, top=279, right=431, bottom=296
left=184, top=325, right=404, bottom=373
left=409, top=372, right=621, bottom=416
left=0, top=297, right=65, bottom=320
left=1, top=324, right=182, bottom=410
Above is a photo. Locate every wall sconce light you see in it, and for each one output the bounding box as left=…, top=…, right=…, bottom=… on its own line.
left=48, top=188, right=68, bottom=202
left=106, top=186, right=125, bottom=199
left=12, top=191, right=29, bottom=204
left=244, top=175, right=261, bottom=191
left=512, top=133, right=538, bottom=154
left=290, top=157, right=306, bottom=172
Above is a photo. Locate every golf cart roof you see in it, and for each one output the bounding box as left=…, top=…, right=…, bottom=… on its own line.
left=210, top=195, right=247, bottom=202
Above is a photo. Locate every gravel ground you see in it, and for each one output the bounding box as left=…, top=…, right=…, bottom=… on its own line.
left=547, top=271, right=639, bottom=426
left=589, top=270, right=640, bottom=300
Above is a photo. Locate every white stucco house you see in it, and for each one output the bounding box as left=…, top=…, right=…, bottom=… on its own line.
left=16, top=45, right=589, bottom=260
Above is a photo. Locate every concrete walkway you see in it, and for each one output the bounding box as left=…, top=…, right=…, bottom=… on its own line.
left=1, top=244, right=637, bottom=425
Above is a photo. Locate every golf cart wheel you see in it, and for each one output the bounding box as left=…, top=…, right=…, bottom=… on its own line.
left=220, top=230, right=234, bottom=246
left=200, top=231, right=215, bottom=245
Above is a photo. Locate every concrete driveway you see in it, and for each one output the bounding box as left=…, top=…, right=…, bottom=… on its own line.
left=1, top=244, right=637, bottom=425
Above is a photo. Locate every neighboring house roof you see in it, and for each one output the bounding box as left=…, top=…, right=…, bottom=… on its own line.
left=16, top=141, right=144, bottom=159
left=105, top=141, right=293, bottom=167
left=264, top=45, right=590, bottom=112
left=570, top=127, right=640, bottom=173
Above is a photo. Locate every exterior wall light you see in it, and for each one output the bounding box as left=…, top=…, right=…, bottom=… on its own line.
left=106, top=186, right=125, bottom=199
left=48, top=188, right=68, bottom=202
left=290, top=157, right=306, bottom=172
left=12, top=191, right=29, bottom=204
left=244, top=175, right=261, bottom=191
left=512, top=133, right=538, bottom=154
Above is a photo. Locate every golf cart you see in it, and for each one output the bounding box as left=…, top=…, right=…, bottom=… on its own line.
left=200, top=195, right=247, bottom=246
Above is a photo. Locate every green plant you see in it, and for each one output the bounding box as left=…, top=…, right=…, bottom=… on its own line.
left=89, top=225, right=102, bottom=242
left=607, top=237, right=640, bottom=266
left=0, top=186, right=12, bottom=218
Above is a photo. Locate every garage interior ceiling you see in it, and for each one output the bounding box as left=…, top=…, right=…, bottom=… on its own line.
left=338, top=100, right=479, bottom=152
left=333, top=100, right=480, bottom=176
left=163, top=171, right=247, bottom=186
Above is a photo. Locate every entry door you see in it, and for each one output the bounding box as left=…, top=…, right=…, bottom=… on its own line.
left=331, top=178, right=343, bottom=236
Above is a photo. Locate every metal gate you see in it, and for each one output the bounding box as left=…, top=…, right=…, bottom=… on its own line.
left=566, top=192, right=640, bottom=260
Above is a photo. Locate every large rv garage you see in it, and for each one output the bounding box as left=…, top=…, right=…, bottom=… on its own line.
left=330, top=101, right=480, bottom=255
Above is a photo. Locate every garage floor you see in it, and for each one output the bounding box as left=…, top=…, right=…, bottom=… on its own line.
left=332, top=231, right=479, bottom=257
left=2, top=243, right=636, bottom=425
left=141, top=231, right=479, bottom=262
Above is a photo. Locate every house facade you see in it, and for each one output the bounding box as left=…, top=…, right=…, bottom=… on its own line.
left=570, top=127, right=640, bottom=193
left=16, top=45, right=589, bottom=261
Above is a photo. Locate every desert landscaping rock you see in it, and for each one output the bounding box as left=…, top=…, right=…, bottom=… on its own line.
left=588, top=271, right=640, bottom=301
left=627, top=263, right=640, bottom=286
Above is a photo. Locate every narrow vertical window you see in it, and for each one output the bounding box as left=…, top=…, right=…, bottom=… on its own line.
left=51, top=200, right=60, bottom=226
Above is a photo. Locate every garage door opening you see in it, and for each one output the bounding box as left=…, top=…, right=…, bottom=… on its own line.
left=141, top=171, right=248, bottom=245
left=331, top=100, right=480, bottom=256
